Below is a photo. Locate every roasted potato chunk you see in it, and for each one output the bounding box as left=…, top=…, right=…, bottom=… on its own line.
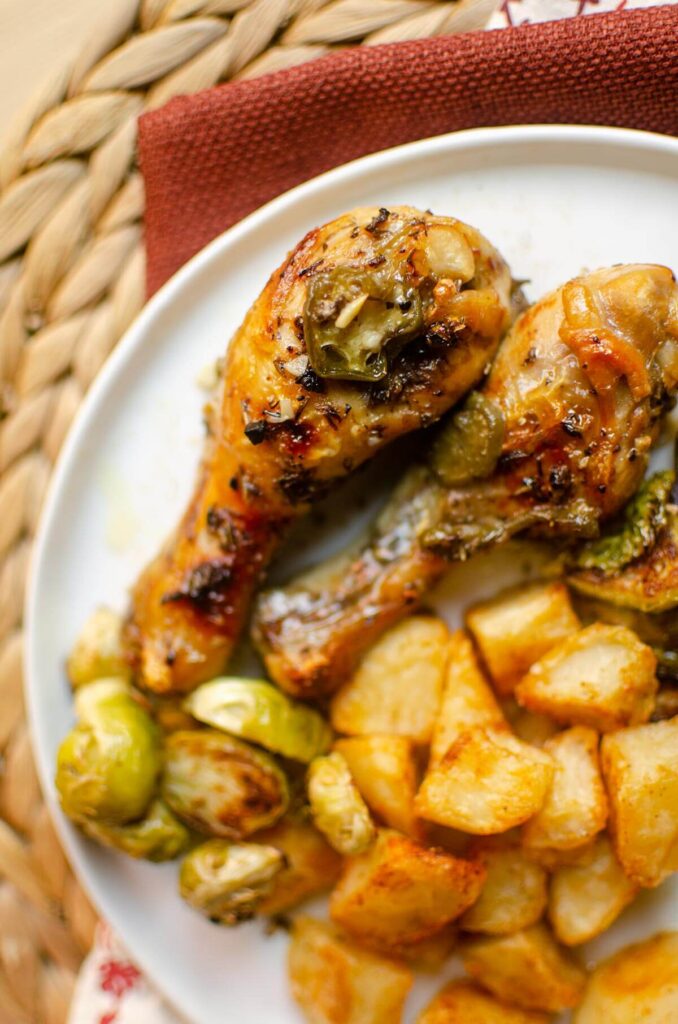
left=461, top=838, right=548, bottom=935
left=416, top=728, right=554, bottom=834
left=331, top=616, right=449, bottom=744
left=466, top=582, right=580, bottom=696
left=334, top=735, right=422, bottom=839
left=574, top=931, right=678, bottom=1023
left=387, top=924, right=458, bottom=971
left=430, top=630, right=504, bottom=764
left=255, top=818, right=342, bottom=915
left=289, top=916, right=412, bottom=1024
left=67, top=607, right=130, bottom=687
left=418, top=980, right=551, bottom=1024
left=522, top=727, right=607, bottom=857
left=549, top=835, right=638, bottom=945
left=330, top=828, right=485, bottom=952
left=601, top=717, right=678, bottom=887
left=462, top=923, right=586, bottom=1013
left=515, top=624, right=657, bottom=732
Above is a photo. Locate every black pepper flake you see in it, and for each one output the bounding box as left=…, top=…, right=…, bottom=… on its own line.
left=365, top=208, right=390, bottom=233
left=524, top=346, right=538, bottom=366
left=244, top=420, right=268, bottom=445
left=295, top=366, right=325, bottom=393
left=298, top=258, right=323, bottom=279
left=229, top=476, right=240, bottom=491
left=598, top=484, right=607, bottom=493
left=629, top=448, right=638, bottom=462
left=561, top=414, right=583, bottom=438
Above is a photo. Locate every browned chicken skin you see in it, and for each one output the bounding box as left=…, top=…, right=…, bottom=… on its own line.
left=253, top=265, right=678, bottom=697
left=126, top=206, right=517, bottom=693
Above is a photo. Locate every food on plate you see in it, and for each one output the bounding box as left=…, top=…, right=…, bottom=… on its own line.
left=330, top=828, right=485, bottom=953
left=466, top=581, right=581, bottom=696
left=522, top=726, right=608, bottom=858
left=184, top=676, right=332, bottom=762
left=307, top=751, right=375, bottom=856
left=333, top=735, right=422, bottom=839
left=461, top=923, right=587, bottom=1012
left=429, top=629, right=504, bottom=764
left=67, top=606, right=130, bottom=687
left=548, top=835, right=638, bottom=945
left=515, top=623, right=658, bottom=732
left=254, top=818, right=343, bottom=915
left=330, top=615, right=449, bottom=744
left=601, top=717, right=678, bottom=887
left=56, top=686, right=161, bottom=826
left=573, top=931, right=678, bottom=1023
left=417, top=980, right=551, bottom=1024
left=254, top=264, right=678, bottom=697
left=125, top=207, right=517, bottom=696
left=288, top=916, right=412, bottom=1024
left=80, top=798, right=190, bottom=862
left=415, top=727, right=555, bottom=834
left=460, top=837, right=548, bottom=935
left=162, top=729, right=289, bottom=838
left=179, top=838, right=285, bottom=924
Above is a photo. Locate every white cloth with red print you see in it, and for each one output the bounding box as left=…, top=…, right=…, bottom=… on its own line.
left=68, top=1, right=677, bottom=1021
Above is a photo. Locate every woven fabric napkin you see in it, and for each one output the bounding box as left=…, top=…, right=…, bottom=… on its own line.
left=70, top=2, right=678, bottom=1022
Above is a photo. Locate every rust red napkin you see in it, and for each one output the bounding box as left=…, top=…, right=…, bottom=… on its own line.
left=138, top=5, right=678, bottom=296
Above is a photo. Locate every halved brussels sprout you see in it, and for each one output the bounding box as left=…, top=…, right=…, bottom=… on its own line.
left=430, top=391, right=505, bottom=487
left=56, top=694, right=161, bottom=825
left=574, top=471, right=674, bottom=574
left=184, top=678, right=332, bottom=763
left=179, top=839, right=284, bottom=925
left=162, top=729, right=289, bottom=839
left=74, top=677, right=131, bottom=721
left=67, top=607, right=130, bottom=688
left=307, top=752, right=375, bottom=856
left=82, top=798, right=190, bottom=861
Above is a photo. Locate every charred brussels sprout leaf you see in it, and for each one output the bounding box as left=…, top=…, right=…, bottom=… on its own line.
left=82, top=798, right=190, bottom=861
left=575, top=471, right=674, bottom=574
left=56, top=694, right=161, bottom=825
left=307, top=752, right=375, bottom=856
left=162, top=729, right=289, bottom=839
left=179, top=839, right=284, bottom=925
left=184, top=678, right=332, bottom=763
left=305, top=267, right=423, bottom=382
left=430, top=392, right=505, bottom=487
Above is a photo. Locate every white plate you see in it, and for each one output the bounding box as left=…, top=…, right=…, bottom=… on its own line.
left=26, top=125, right=678, bottom=1024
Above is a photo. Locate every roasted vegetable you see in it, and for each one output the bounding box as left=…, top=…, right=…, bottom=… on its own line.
left=307, top=751, right=375, bottom=856
left=56, top=692, right=161, bottom=825
left=162, top=729, right=289, bottom=838
left=74, top=677, right=131, bottom=720
left=185, top=678, right=332, bottom=763
left=460, top=838, right=547, bottom=936
left=255, top=818, right=342, bottom=915
left=304, top=219, right=477, bottom=382
left=67, top=607, right=130, bottom=687
left=82, top=798, right=190, bottom=861
left=573, top=471, right=674, bottom=574
left=430, top=392, right=504, bottom=487
left=570, top=506, right=678, bottom=613
left=179, top=839, right=284, bottom=924
left=418, top=981, right=551, bottom=1024
left=574, top=931, right=678, bottom=1023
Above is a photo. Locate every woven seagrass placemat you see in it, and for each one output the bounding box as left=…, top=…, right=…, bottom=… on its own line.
left=0, top=2, right=498, bottom=1021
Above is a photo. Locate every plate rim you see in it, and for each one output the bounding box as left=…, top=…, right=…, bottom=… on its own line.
left=24, top=122, right=678, bottom=1018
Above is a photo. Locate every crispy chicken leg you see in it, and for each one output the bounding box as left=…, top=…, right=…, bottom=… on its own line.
left=126, top=206, right=517, bottom=693
left=253, top=265, right=678, bottom=697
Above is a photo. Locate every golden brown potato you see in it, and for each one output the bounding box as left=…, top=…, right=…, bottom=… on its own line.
left=415, top=728, right=554, bottom=834
left=254, top=818, right=343, bottom=916
left=460, top=838, right=548, bottom=935
left=462, top=923, right=586, bottom=1013
left=504, top=703, right=560, bottom=748
left=330, top=828, right=485, bottom=952
left=289, top=916, right=412, bottom=1024
left=331, top=616, right=449, bottom=744
left=417, top=980, right=551, bottom=1024
left=522, top=727, right=607, bottom=857
left=601, top=718, right=678, bottom=887
left=515, top=624, right=658, bottom=732
left=466, top=582, right=580, bottom=696
left=430, top=630, right=504, bottom=764
left=574, top=932, right=678, bottom=1023
left=524, top=841, right=598, bottom=873
left=388, top=924, right=458, bottom=971
left=334, top=735, right=423, bottom=839
left=549, top=835, right=638, bottom=945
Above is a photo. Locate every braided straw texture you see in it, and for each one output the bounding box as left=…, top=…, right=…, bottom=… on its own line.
left=0, top=0, right=497, bottom=1020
